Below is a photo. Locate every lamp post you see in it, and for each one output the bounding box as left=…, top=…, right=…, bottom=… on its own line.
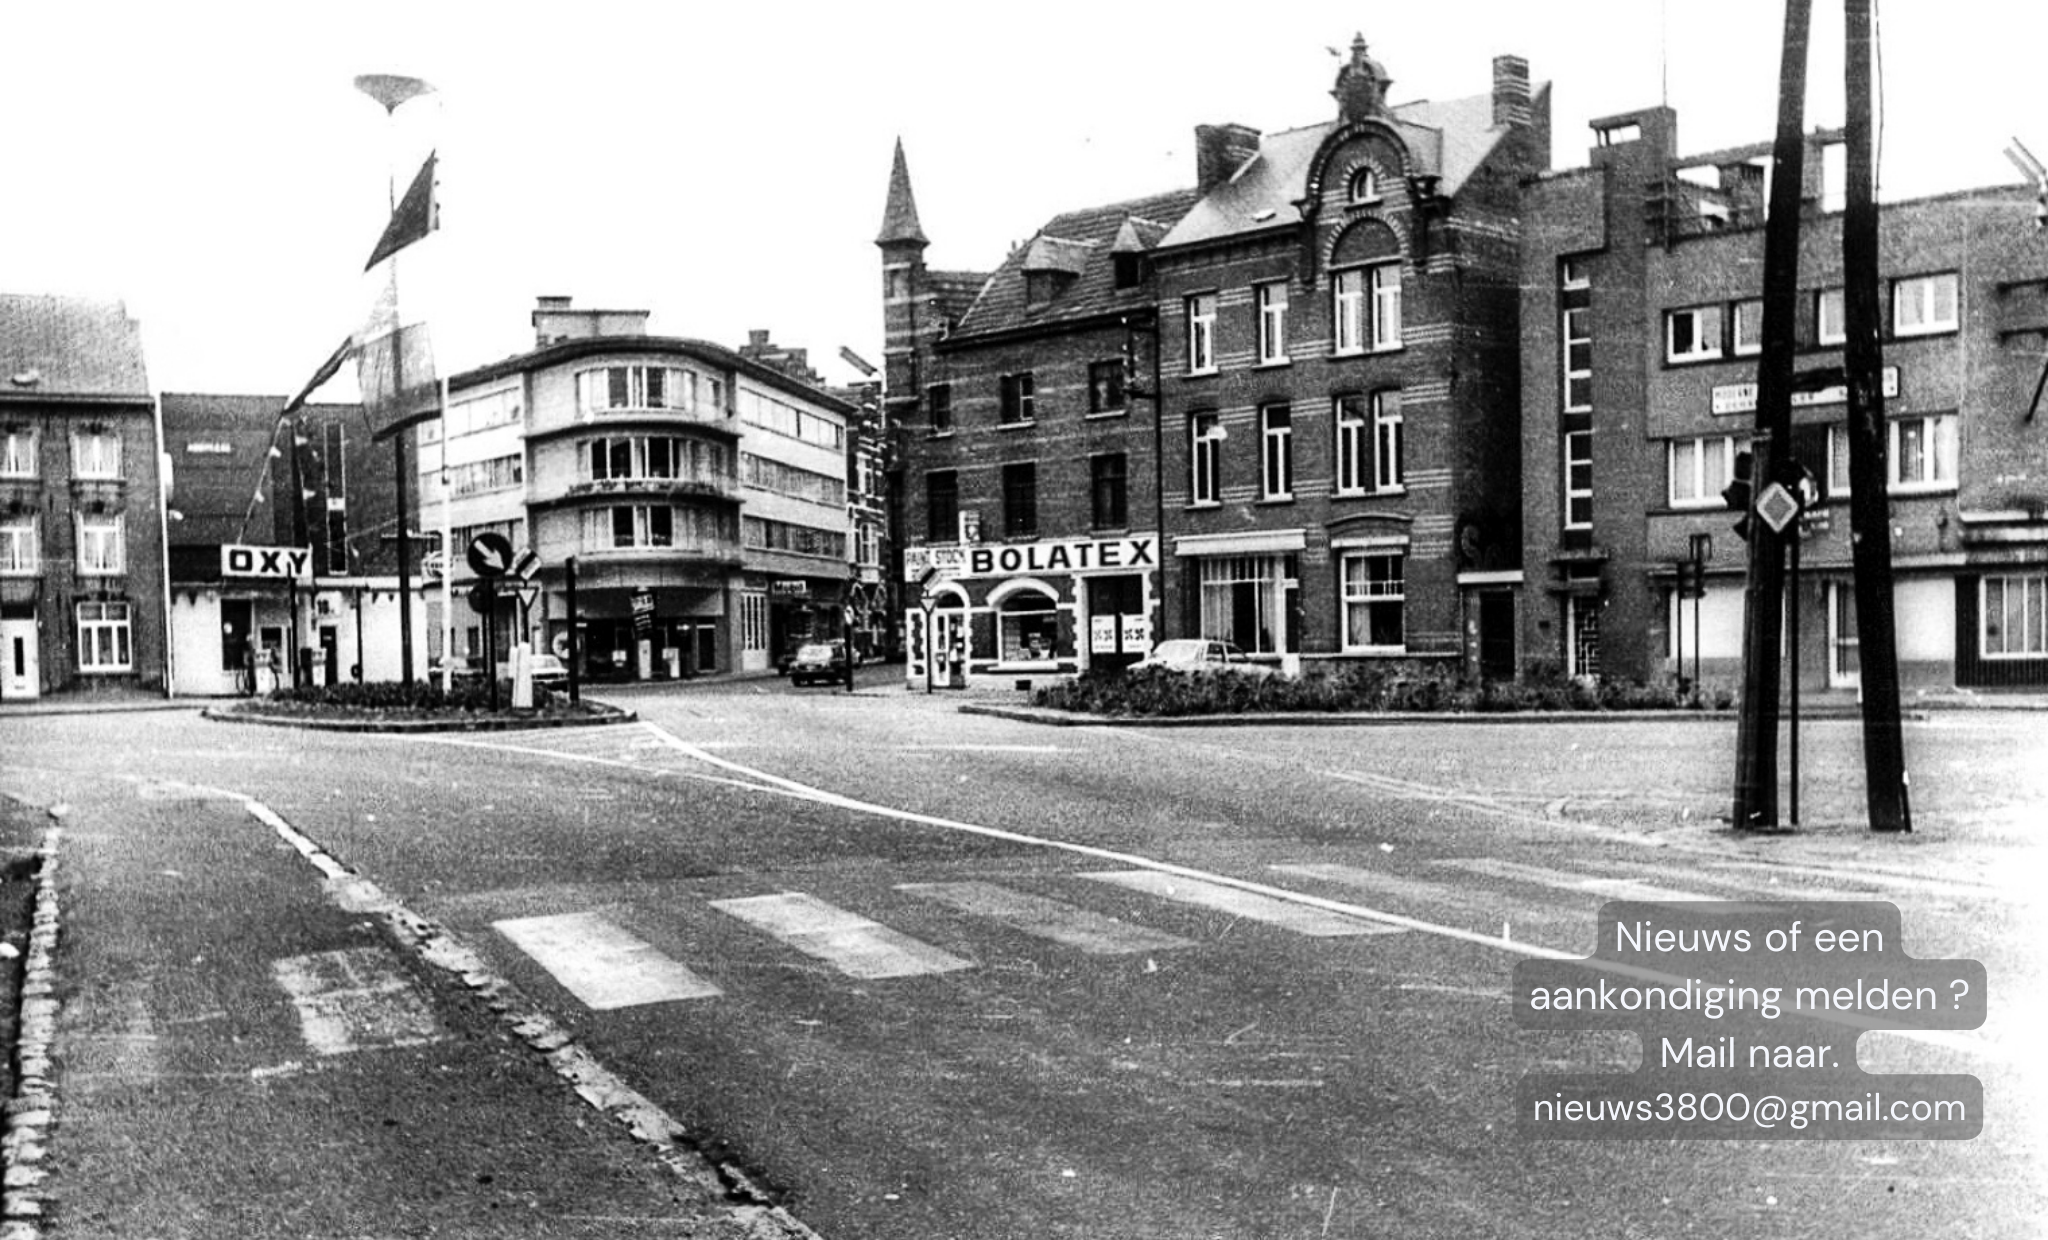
left=354, top=74, right=434, bottom=688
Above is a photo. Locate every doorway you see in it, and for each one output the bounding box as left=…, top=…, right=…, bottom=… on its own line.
left=0, top=620, right=37, bottom=700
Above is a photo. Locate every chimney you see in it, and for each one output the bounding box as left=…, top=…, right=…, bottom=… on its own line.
left=1195, top=123, right=1262, bottom=194
left=1492, top=55, right=1531, bottom=128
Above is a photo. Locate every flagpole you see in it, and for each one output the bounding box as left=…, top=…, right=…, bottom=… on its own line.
left=355, top=74, right=434, bottom=688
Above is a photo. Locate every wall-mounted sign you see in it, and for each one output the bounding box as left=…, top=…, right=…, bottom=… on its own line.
left=903, top=545, right=968, bottom=583
left=1711, top=366, right=1898, bottom=416
left=769, top=579, right=811, bottom=599
left=964, top=535, right=1157, bottom=578
left=221, top=544, right=312, bottom=581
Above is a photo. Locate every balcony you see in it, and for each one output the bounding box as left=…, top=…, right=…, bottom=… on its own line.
left=552, top=473, right=740, bottom=505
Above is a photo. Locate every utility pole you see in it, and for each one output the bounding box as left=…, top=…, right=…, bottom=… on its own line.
left=1732, top=0, right=1813, bottom=829
left=1842, top=0, right=1912, bottom=830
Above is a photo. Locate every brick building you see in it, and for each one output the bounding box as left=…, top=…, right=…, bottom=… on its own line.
left=1, top=294, right=167, bottom=700
left=1519, top=106, right=2048, bottom=690
left=884, top=39, right=1548, bottom=684
left=161, top=392, right=418, bottom=694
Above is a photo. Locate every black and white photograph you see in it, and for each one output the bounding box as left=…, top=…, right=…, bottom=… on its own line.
left=2, top=1, right=2044, bottom=1235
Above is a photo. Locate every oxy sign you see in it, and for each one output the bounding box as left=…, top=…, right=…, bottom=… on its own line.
left=221, top=544, right=312, bottom=581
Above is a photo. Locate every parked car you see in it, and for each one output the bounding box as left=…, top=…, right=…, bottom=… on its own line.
left=497, top=652, right=569, bottom=688
left=789, top=640, right=853, bottom=686
left=1132, top=638, right=1280, bottom=675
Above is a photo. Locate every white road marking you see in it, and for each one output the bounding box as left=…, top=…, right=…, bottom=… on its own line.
left=1268, top=862, right=1584, bottom=951
left=271, top=947, right=446, bottom=1056
left=895, top=744, right=1064, bottom=754
left=1084, top=870, right=1404, bottom=938
left=493, top=911, right=722, bottom=1009
left=897, top=881, right=1195, bottom=954
left=711, top=892, right=973, bottom=979
left=1438, top=857, right=1720, bottom=903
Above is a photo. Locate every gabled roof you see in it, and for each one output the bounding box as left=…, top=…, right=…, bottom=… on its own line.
left=0, top=293, right=150, bottom=401
left=951, top=187, right=1203, bottom=339
left=1158, top=85, right=1543, bottom=249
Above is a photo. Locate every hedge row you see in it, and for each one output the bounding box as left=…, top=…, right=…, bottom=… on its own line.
left=1030, top=664, right=1736, bottom=718
left=261, top=679, right=536, bottom=713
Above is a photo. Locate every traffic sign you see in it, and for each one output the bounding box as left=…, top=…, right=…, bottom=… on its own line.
left=515, top=584, right=540, bottom=614
left=511, top=547, right=541, bottom=581
left=421, top=550, right=446, bottom=582
left=466, top=531, right=515, bottom=578
left=1755, top=481, right=1801, bottom=535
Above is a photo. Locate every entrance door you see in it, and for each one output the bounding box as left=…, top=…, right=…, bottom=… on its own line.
left=1828, top=582, right=1861, bottom=689
left=319, top=626, right=339, bottom=686
left=1565, top=595, right=1602, bottom=678
left=0, top=620, right=37, bottom=700
left=1478, top=590, right=1516, bottom=681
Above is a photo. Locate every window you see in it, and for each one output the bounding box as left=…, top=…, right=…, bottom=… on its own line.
left=72, top=430, right=122, bottom=478
left=1893, top=273, right=1959, bottom=337
left=1333, top=269, right=1366, bottom=355
left=1564, top=430, right=1593, bottom=529
left=1668, top=435, right=1740, bottom=507
left=1340, top=551, right=1405, bottom=651
left=855, top=521, right=881, bottom=568
left=739, top=452, right=840, bottom=505
left=1373, top=391, right=1404, bottom=492
left=1196, top=554, right=1296, bottom=655
left=1260, top=405, right=1293, bottom=500
left=1088, top=360, right=1126, bottom=415
left=1090, top=453, right=1128, bottom=529
left=1369, top=263, right=1402, bottom=350
left=0, top=518, right=36, bottom=574
left=1, top=428, right=34, bottom=477
left=999, top=372, right=1035, bottom=425
left=1190, top=412, right=1222, bottom=505
left=1002, top=462, right=1037, bottom=540
left=577, top=365, right=704, bottom=415
left=1982, top=574, right=2047, bottom=658
left=1827, top=423, right=1853, bottom=497
left=925, top=471, right=959, bottom=542
left=1816, top=289, right=1845, bottom=346
left=1890, top=413, right=1958, bottom=491
left=741, top=516, right=845, bottom=559
left=1335, top=395, right=1369, bottom=494
left=76, top=601, right=131, bottom=672
left=1665, top=306, right=1723, bottom=362
left=1562, top=305, right=1593, bottom=410
left=78, top=515, right=123, bottom=574
left=928, top=383, right=953, bottom=434
left=1348, top=167, right=1381, bottom=203
left=1186, top=293, right=1217, bottom=374
left=1733, top=299, right=1765, bottom=356
left=738, top=389, right=839, bottom=448
left=602, top=504, right=674, bottom=548
left=1256, top=281, right=1290, bottom=364
left=999, top=590, right=1061, bottom=663
left=1560, top=258, right=1591, bottom=290
left=445, top=453, right=523, bottom=497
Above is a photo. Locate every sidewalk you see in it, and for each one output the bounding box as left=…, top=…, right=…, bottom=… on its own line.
left=0, top=784, right=818, bottom=1239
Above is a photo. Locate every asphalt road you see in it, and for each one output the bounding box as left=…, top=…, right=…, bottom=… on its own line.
left=4, top=677, right=2043, bottom=1238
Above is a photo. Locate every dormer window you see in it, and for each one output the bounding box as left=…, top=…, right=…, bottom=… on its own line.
left=1348, top=167, right=1381, bottom=204
left=1113, top=252, right=1142, bottom=289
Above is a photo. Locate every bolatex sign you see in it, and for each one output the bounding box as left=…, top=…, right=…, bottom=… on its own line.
left=221, top=544, right=313, bottom=581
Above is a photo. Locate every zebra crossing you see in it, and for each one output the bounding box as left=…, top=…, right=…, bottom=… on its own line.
left=460, top=853, right=1895, bottom=1014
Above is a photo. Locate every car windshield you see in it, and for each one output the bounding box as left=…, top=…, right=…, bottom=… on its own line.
left=796, top=644, right=838, bottom=660
left=1148, top=640, right=1207, bottom=662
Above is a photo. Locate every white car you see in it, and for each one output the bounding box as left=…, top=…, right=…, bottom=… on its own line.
left=496, top=653, right=570, bottom=687
left=1132, top=639, right=1279, bottom=674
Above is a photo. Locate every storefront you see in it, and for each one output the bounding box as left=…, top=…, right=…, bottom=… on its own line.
left=902, top=534, right=1158, bottom=688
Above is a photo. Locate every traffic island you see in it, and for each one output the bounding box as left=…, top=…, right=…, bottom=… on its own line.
left=203, top=685, right=636, bottom=733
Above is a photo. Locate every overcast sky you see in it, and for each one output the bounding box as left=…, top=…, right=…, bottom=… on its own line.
left=4, top=1, right=2043, bottom=397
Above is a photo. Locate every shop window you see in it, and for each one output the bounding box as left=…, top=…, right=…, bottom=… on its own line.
left=998, top=590, right=1061, bottom=662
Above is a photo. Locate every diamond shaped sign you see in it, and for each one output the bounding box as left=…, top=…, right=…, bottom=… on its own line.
left=1755, top=481, right=1801, bottom=535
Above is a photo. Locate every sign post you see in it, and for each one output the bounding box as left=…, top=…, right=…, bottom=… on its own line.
left=466, top=532, right=514, bottom=709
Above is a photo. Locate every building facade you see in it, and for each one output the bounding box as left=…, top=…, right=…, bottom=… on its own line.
left=1520, top=107, right=2048, bottom=691
left=882, top=139, right=1189, bottom=687
left=162, top=392, right=420, bottom=695
left=1, top=295, right=167, bottom=700
left=884, top=39, right=1547, bottom=685
left=434, top=298, right=856, bottom=681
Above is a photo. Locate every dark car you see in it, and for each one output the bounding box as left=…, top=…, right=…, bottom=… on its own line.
left=789, top=640, right=853, bottom=686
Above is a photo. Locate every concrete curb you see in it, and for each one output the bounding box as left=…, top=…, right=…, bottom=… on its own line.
left=956, top=704, right=1899, bottom=728
left=1, top=813, right=64, bottom=1238
left=201, top=701, right=639, bottom=733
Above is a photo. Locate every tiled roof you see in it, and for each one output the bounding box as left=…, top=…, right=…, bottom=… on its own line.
left=1159, top=86, right=1541, bottom=249
left=950, top=187, right=1204, bottom=339
left=0, top=293, right=150, bottom=400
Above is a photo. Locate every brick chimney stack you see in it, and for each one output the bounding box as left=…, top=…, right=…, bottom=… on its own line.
left=1493, top=54, right=1531, bottom=128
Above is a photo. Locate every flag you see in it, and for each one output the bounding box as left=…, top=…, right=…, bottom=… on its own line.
left=364, top=151, right=438, bottom=271
left=281, top=335, right=356, bottom=417
left=357, top=320, right=438, bottom=432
